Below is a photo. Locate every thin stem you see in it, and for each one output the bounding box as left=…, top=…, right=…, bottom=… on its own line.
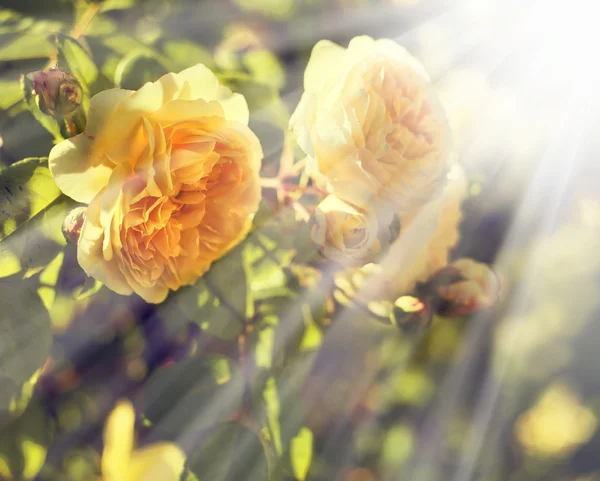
left=291, top=200, right=311, bottom=222
left=71, top=1, right=101, bottom=40
left=259, top=177, right=281, bottom=189
left=65, top=116, right=78, bottom=138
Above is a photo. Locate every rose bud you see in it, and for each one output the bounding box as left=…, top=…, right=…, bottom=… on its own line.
left=392, top=295, right=433, bottom=333
left=423, top=258, right=499, bottom=317
left=61, top=206, right=87, bottom=245
left=25, top=67, right=82, bottom=117
left=311, top=194, right=381, bottom=267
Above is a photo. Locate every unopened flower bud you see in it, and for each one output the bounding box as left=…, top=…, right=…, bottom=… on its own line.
left=392, top=295, right=432, bottom=333
left=24, top=67, right=82, bottom=117
left=423, top=258, right=499, bottom=317
left=62, top=206, right=87, bottom=245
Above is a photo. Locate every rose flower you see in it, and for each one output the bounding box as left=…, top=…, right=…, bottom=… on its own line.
left=290, top=35, right=452, bottom=219
left=333, top=164, right=467, bottom=303
left=49, top=65, right=263, bottom=303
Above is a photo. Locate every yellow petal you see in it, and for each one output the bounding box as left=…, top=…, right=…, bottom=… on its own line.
left=85, top=88, right=134, bottom=139
left=373, top=38, right=431, bottom=81
left=49, top=134, right=114, bottom=203
left=126, top=278, right=170, bottom=304
left=102, top=400, right=136, bottom=481
left=78, top=189, right=133, bottom=296
left=346, top=35, right=376, bottom=54
left=304, top=39, right=346, bottom=92
left=219, top=91, right=249, bottom=124
left=151, top=98, right=225, bottom=127
left=125, top=443, right=186, bottom=481
left=176, top=63, right=221, bottom=101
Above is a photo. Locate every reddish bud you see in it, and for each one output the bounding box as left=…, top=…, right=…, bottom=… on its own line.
left=24, top=67, right=82, bottom=117
left=62, top=206, right=87, bottom=245
left=392, top=295, right=433, bottom=333
left=424, top=258, right=500, bottom=317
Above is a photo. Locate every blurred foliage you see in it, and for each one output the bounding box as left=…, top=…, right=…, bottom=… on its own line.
left=0, top=2, right=599, bottom=481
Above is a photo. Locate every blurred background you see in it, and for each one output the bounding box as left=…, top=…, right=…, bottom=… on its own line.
left=1, top=1, right=600, bottom=481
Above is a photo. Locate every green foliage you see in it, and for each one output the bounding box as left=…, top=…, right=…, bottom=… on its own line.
left=290, top=427, right=313, bottom=481
left=0, top=400, right=53, bottom=480
left=176, top=245, right=251, bottom=340
left=0, top=158, right=61, bottom=242
left=21, top=82, right=64, bottom=141
left=56, top=35, right=99, bottom=89
left=233, top=0, right=297, bottom=20
left=114, top=51, right=169, bottom=90
left=0, top=80, right=23, bottom=110
left=186, top=422, right=271, bottom=481
left=0, top=277, right=52, bottom=387
left=142, top=356, right=244, bottom=437
left=0, top=34, right=53, bottom=61
left=162, top=40, right=215, bottom=71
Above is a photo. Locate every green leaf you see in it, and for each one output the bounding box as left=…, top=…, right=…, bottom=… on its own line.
left=99, top=0, right=136, bottom=12
left=0, top=158, right=62, bottom=242
left=290, top=427, right=313, bottom=481
left=1, top=196, right=74, bottom=282
left=244, top=49, right=286, bottom=90
left=219, top=73, right=288, bottom=127
left=205, top=244, right=252, bottom=321
left=187, top=422, right=271, bottom=481
left=115, top=50, right=169, bottom=90
left=0, top=34, right=53, bottom=61
left=21, top=79, right=64, bottom=141
left=103, top=34, right=159, bottom=56
left=0, top=374, right=20, bottom=414
left=176, top=279, right=243, bottom=340
left=0, top=399, right=53, bottom=481
left=244, top=239, right=290, bottom=301
left=163, top=40, right=215, bottom=70
left=233, top=0, right=296, bottom=20
left=0, top=80, right=24, bottom=110
left=176, top=243, right=253, bottom=339
left=142, top=356, right=244, bottom=439
left=262, top=376, right=282, bottom=454
left=0, top=9, right=23, bottom=26
left=250, top=353, right=316, bottom=477
left=55, top=34, right=99, bottom=90
left=85, top=14, right=117, bottom=36
left=0, top=276, right=52, bottom=387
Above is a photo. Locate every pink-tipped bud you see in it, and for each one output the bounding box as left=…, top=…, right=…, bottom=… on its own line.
left=424, top=258, right=500, bottom=317
left=392, top=295, right=433, bottom=333
left=24, top=67, right=82, bottom=117
left=62, top=206, right=87, bottom=245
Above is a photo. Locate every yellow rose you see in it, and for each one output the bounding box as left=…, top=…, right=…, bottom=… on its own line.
left=49, top=64, right=263, bottom=303
left=290, top=35, right=452, bottom=217
left=311, top=194, right=380, bottom=266
left=337, top=164, right=466, bottom=302
left=102, top=400, right=185, bottom=481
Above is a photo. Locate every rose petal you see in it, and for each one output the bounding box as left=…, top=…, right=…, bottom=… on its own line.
left=49, top=134, right=114, bottom=203
left=304, top=39, right=346, bottom=92
left=85, top=88, right=134, bottom=139
left=78, top=188, right=133, bottom=296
